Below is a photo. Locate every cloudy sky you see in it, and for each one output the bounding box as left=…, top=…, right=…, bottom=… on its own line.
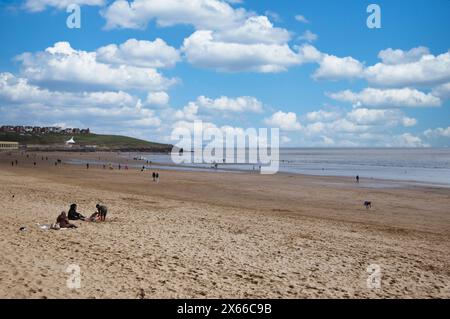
left=0, top=0, right=449, bottom=147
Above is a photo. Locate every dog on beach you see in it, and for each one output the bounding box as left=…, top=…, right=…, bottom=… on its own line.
left=364, top=201, right=372, bottom=209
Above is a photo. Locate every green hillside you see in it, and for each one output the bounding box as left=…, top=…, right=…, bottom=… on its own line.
left=0, top=132, right=172, bottom=152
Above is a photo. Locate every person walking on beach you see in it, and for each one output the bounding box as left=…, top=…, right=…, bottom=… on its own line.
left=152, top=172, right=156, bottom=181
left=356, top=175, right=360, bottom=183
left=15, top=160, right=18, bottom=165
left=86, top=163, right=89, bottom=169
left=11, top=161, right=14, bottom=167
left=156, top=172, right=159, bottom=183
left=95, top=204, right=108, bottom=221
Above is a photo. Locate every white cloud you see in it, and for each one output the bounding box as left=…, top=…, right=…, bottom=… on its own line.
left=308, top=46, right=450, bottom=89
left=294, top=14, right=309, bottom=23
left=182, top=30, right=302, bottom=73
left=305, top=110, right=339, bottom=122
left=0, top=72, right=135, bottom=107
left=378, top=47, right=430, bottom=65
left=424, top=126, right=450, bottom=138
left=0, top=72, right=161, bottom=129
left=215, top=16, right=291, bottom=45
left=298, top=30, right=318, bottom=43
left=298, top=106, right=423, bottom=147
left=16, top=41, right=177, bottom=92
left=146, top=91, right=169, bottom=106
left=102, top=1, right=301, bottom=73
left=196, top=95, right=263, bottom=113
left=328, top=88, right=441, bottom=108
left=24, top=0, right=105, bottom=12
left=346, top=108, right=417, bottom=127
left=393, top=133, right=426, bottom=147
left=264, top=111, right=302, bottom=131
left=365, top=49, right=450, bottom=87
left=102, top=0, right=248, bottom=30
left=313, top=54, right=365, bottom=80
left=174, top=103, right=199, bottom=121
left=431, top=82, right=450, bottom=99
left=402, top=117, right=418, bottom=127
left=172, top=95, right=263, bottom=122
left=96, top=38, right=180, bottom=68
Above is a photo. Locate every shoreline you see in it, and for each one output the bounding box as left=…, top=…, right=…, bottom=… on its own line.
left=60, top=151, right=450, bottom=189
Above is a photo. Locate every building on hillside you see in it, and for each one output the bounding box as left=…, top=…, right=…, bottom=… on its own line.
left=0, top=141, right=19, bottom=151
left=0, top=126, right=15, bottom=133
left=81, top=128, right=90, bottom=134
left=14, top=126, right=25, bottom=134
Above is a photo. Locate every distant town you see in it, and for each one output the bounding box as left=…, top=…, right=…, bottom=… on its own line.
left=0, top=125, right=90, bottom=135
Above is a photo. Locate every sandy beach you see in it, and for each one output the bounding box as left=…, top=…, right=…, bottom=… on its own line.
left=0, top=151, right=449, bottom=299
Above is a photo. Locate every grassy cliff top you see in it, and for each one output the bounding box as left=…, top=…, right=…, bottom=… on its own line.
left=0, top=132, right=172, bottom=151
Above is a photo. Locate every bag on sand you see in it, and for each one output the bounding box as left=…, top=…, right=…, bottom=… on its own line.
left=50, top=223, right=60, bottom=230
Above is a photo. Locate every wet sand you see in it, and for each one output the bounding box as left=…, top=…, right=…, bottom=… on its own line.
left=0, top=151, right=449, bottom=298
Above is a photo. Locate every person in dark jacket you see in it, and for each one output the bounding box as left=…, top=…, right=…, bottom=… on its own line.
left=68, top=204, right=85, bottom=221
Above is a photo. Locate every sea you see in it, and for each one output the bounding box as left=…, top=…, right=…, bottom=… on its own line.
left=131, top=148, right=450, bottom=187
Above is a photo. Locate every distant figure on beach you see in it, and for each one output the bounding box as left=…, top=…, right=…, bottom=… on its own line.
left=11, top=161, right=14, bottom=167
left=33, top=162, right=36, bottom=166
left=156, top=172, right=159, bottom=183
left=56, top=212, right=77, bottom=229
left=86, top=163, right=89, bottom=169
left=103, top=164, right=106, bottom=169
left=125, top=165, right=128, bottom=170
left=15, top=160, right=18, bottom=165
left=152, top=172, right=156, bottom=181
left=118, top=164, right=121, bottom=170
left=356, top=175, right=360, bottom=183
left=68, top=204, right=85, bottom=221
left=96, top=204, right=108, bottom=221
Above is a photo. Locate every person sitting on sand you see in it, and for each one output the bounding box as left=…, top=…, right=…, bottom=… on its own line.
left=84, top=211, right=100, bottom=222
left=96, top=204, right=108, bottom=221
left=68, top=204, right=85, bottom=221
left=56, top=212, right=77, bottom=229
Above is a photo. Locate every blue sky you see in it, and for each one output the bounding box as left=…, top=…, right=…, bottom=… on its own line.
left=0, top=0, right=449, bottom=147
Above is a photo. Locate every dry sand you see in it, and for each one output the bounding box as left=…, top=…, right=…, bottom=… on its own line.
left=0, top=151, right=449, bottom=298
